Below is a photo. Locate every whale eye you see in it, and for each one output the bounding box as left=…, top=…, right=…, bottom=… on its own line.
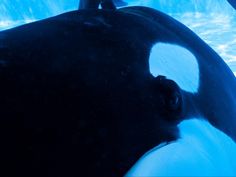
left=154, top=75, right=183, bottom=121
left=149, top=43, right=199, bottom=93
left=168, top=93, right=180, bottom=110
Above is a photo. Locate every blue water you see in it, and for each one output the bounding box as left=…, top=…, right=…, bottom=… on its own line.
left=127, top=0, right=236, bottom=76
left=173, top=13, right=236, bottom=75
left=0, top=0, right=235, bottom=75
left=1, top=0, right=236, bottom=176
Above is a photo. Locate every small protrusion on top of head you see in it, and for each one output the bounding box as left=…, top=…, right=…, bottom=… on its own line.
left=79, top=0, right=119, bottom=10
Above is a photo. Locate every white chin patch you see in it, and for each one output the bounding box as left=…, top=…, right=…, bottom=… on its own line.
left=149, top=43, right=199, bottom=93
left=126, top=118, right=236, bottom=176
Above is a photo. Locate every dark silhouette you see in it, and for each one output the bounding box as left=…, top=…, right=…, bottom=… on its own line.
left=1, top=1, right=236, bottom=177
left=0, top=5, right=184, bottom=177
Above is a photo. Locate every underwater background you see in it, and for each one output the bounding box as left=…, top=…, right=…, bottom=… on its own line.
left=1, top=0, right=236, bottom=176
left=0, top=0, right=236, bottom=75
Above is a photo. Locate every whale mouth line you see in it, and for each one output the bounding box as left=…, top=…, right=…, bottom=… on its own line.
left=149, top=42, right=200, bottom=93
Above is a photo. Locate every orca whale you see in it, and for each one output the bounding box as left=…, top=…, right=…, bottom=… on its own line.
left=0, top=2, right=236, bottom=177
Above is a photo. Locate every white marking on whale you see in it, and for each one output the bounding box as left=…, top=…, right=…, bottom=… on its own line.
left=126, top=118, right=236, bottom=176
left=149, top=43, right=199, bottom=93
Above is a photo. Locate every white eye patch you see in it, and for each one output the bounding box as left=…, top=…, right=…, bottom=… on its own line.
left=149, top=43, right=199, bottom=93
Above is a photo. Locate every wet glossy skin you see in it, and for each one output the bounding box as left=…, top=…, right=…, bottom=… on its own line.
left=1, top=3, right=236, bottom=177
left=0, top=9, right=183, bottom=177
